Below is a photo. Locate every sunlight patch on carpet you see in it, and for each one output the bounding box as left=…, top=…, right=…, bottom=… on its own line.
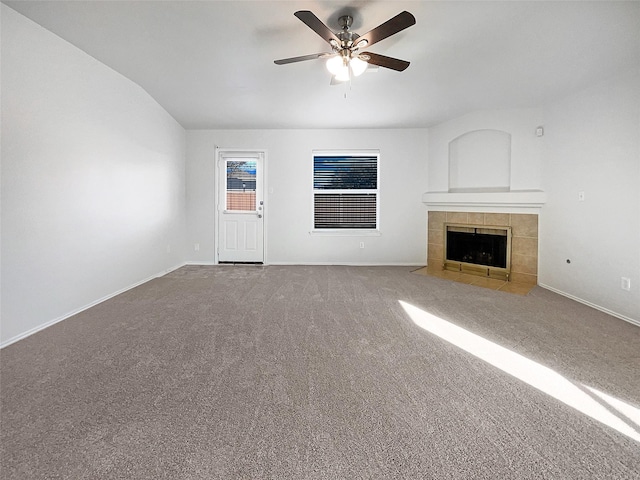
left=399, top=300, right=640, bottom=443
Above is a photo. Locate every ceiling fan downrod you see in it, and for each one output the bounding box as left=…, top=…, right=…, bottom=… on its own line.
left=335, top=15, right=367, bottom=51
left=338, top=14, right=353, bottom=30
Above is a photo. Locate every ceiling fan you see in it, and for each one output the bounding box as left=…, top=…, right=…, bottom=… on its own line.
left=274, top=10, right=416, bottom=83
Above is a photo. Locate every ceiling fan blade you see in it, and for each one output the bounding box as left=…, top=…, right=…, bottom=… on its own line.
left=274, top=53, right=333, bottom=65
left=294, top=10, right=341, bottom=46
left=360, top=52, right=410, bottom=72
left=355, top=11, right=416, bottom=49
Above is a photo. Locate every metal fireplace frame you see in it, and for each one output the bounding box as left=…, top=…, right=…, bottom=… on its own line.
left=443, top=223, right=512, bottom=281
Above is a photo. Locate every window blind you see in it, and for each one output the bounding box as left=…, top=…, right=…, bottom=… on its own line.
left=313, top=154, right=378, bottom=229
left=314, top=193, right=377, bottom=229
left=314, top=156, right=377, bottom=190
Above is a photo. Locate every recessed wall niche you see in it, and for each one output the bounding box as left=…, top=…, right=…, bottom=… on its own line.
left=448, top=129, right=511, bottom=192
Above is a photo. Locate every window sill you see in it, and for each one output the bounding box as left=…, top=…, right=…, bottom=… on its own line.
left=310, top=230, right=381, bottom=237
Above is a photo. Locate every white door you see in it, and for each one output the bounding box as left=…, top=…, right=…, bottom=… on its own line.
left=217, top=151, right=264, bottom=263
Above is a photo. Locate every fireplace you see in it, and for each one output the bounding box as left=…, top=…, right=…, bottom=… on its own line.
left=444, top=224, right=511, bottom=280
left=427, top=212, right=538, bottom=285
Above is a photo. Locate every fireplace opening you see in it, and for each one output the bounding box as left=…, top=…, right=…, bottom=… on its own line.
left=444, top=224, right=512, bottom=280
left=447, top=230, right=507, bottom=267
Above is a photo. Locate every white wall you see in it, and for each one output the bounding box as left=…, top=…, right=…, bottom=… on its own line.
left=1, top=5, right=187, bottom=345
left=539, top=69, right=640, bottom=323
left=186, top=129, right=428, bottom=265
left=427, top=108, right=544, bottom=193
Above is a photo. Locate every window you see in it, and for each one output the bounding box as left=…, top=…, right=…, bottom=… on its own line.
left=313, top=152, right=379, bottom=230
left=225, top=159, right=256, bottom=211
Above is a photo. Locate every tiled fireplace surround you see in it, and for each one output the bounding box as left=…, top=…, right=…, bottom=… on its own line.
left=427, top=211, right=539, bottom=285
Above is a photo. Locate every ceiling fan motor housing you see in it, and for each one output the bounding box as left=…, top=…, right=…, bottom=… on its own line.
left=336, top=15, right=363, bottom=50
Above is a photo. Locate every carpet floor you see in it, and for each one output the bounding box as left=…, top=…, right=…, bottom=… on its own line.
left=1, top=265, right=639, bottom=479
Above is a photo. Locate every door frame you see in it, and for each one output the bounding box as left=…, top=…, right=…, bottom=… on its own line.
left=214, top=147, right=268, bottom=264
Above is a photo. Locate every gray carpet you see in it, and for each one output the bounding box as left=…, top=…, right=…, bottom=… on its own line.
left=1, top=265, right=639, bottom=479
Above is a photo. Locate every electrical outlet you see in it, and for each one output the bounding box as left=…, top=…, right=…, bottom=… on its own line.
left=578, top=191, right=585, bottom=201
left=359, top=242, right=365, bottom=249
left=621, top=277, right=631, bottom=291
left=194, top=243, right=200, bottom=251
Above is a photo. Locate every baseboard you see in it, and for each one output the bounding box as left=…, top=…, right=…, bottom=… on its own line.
left=184, top=261, right=423, bottom=267
left=0, top=262, right=186, bottom=349
left=538, top=283, right=640, bottom=328
left=267, top=262, right=424, bottom=267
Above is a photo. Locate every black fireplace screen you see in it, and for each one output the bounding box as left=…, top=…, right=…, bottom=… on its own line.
left=446, top=229, right=508, bottom=268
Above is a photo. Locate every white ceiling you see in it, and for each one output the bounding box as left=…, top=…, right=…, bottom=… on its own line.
left=4, top=1, right=640, bottom=130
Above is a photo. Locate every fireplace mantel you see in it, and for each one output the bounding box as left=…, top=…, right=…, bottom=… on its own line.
left=422, top=190, right=546, bottom=213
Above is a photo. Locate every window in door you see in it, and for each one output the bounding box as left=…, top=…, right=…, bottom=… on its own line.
left=313, top=152, right=379, bottom=230
left=225, top=160, right=256, bottom=212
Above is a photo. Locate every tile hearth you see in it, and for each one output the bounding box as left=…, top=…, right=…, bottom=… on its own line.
left=412, top=266, right=535, bottom=296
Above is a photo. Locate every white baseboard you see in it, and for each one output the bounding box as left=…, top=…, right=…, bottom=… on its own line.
left=0, top=262, right=186, bottom=349
left=538, top=283, right=640, bottom=328
left=267, top=262, right=423, bottom=267
left=184, top=261, right=423, bottom=267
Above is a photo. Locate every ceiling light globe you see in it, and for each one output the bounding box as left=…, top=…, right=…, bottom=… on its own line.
left=326, top=56, right=344, bottom=75
left=350, top=57, right=368, bottom=77
left=335, top=66, right=350, bottom=82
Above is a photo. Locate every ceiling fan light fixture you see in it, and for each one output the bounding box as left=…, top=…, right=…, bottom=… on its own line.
left=326, top=55, right=344, bottom=75
left=350, top=56, right=368, bottom=76
left=335, top=67, right=350, bottom=82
